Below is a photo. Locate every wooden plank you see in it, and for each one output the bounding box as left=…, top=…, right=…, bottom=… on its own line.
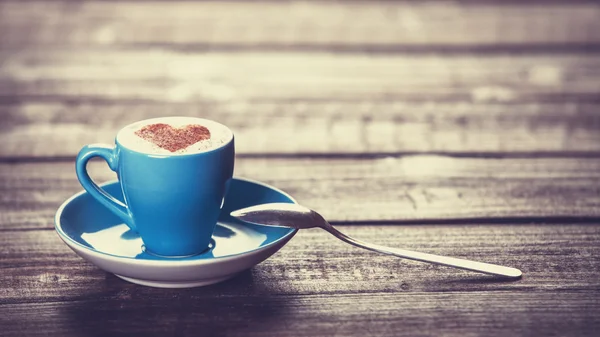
left=1, top=1, right=599, bottom=50
left=1, top=292, right=598, bottom=337
left=1, top=224, right=599, bottom=336
left=1, top=101, right=600, bottom=157
left=2, top=50, right=599, bottom=103
left=2, top=223, right=599, bottom=301
left=1, top=158, right=599, bottom=229
left=1, top=50, right=599, bottom=157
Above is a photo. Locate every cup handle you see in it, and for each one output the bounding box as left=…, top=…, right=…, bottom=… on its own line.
left=75, top=144, right=136, bottom=231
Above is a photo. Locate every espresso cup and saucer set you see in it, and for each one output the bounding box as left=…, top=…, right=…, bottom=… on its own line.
left=54, top=117, right=297, bottom=288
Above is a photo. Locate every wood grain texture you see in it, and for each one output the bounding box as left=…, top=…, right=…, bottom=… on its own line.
left=1, top=50, right=600, bottom=157
left=2, top=50, right=599, bottom=103
left=1, top=101, right=600, bottom=157
left=1, top=223, right=599, bottom=336
left=1, top=1, right=599, bottom=50
left=1, top=158, right=599, bottom=229
left=3, top=223, right=599, bottom=301
left=2, top=292, right=598, bottom=337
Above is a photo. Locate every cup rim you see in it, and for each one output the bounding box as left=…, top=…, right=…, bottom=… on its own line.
left=115, top=117, right=234, bottom=158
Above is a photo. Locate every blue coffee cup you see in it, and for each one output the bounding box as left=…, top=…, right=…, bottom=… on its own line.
left=75, top=118, right=235, bottom=257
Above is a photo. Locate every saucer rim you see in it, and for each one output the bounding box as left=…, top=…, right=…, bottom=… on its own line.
left=54, top=177, right=298, bottom=266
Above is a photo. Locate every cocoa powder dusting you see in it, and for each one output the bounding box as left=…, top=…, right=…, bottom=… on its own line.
left=134, top=123, right=211, bottom=152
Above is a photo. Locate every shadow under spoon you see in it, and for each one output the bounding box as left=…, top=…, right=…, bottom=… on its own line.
left=230, top=203, right=522, bottom=279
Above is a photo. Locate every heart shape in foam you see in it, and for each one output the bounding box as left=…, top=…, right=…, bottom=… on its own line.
left=135, top=123, right=211, bottom=152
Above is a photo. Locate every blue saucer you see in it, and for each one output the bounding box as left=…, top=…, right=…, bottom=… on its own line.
left=55, top=178, right=297, bottom=288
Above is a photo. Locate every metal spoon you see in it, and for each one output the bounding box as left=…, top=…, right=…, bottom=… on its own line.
left=231, top=203, right=522, bottom=279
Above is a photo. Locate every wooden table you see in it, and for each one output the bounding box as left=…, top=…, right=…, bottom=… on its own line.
left=1, top=1, right=599, bottom=336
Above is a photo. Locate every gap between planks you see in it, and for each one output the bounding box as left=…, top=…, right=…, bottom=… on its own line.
left=2, top=151, right=600, bottom=164
left=3, top=216, right=600, bottom=233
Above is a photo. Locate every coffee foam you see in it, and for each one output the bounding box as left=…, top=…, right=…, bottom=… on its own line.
left=117, top=117, right=233, bottom=155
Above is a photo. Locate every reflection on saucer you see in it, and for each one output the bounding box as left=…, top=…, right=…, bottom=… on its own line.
left=81, top=224, right=143, bottom=258
left=211, top=222, right=267, bottom=258
left=80, top=222, right=267, bottom=260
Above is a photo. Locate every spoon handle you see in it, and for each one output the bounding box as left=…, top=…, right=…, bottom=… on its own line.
left=321, top=223, right=522, bottom=279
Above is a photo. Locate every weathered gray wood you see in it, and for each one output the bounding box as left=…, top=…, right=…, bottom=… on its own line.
left=3, top=101, right=600, bottom=157
left=1, top=224, right=599, bottom=336
left=2, top=223, right=600, bottom=301
left=1, top=1, right=599, bottom=49
left=1, top=50, right=600, bottom=157
left=1, top=292, right=598, bottom=337
left=1, top=101, right=600, bottom=157
left=1, top=158, right=599, bottom=229
left=2, top=51, right=599, bottom=103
